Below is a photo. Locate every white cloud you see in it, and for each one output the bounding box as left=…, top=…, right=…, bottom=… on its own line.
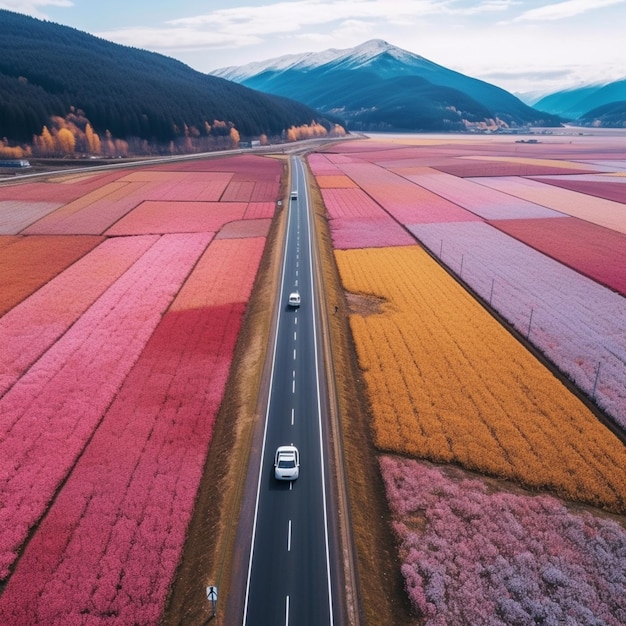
left=0, top=0, right=72, bottom=19
left=97, top=0, right=446, bottom=51
left=513, top=0, right=626, bottom=22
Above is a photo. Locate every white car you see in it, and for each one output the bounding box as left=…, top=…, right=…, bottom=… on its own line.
left=288, top=292, right=301, bottom=307
left=274, top=445, right=300, bottom=481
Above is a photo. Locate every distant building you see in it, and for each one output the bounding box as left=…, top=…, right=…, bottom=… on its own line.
left=0, top=159, right=31, bottom=168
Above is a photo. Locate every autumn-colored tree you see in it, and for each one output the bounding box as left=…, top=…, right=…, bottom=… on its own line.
left=0, top=139, right=31, bottom=159
left=259, top=134, right=268, bottom=146
left=229, top=127, right=240, bottom=148
left=55, top=127, right=76, bottom=154
left=38, top=125, right=56, bottom=154
left=85, top=123, right=101, bottom=154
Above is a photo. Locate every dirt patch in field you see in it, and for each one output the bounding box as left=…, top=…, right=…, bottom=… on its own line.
left=345, top=291, right=390, bottom=317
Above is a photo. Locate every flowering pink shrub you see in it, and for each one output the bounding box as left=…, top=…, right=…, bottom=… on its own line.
left=105, top=201, right=247, bottom=235
left=492, top=216, right=626, bottom=296
left=0, top=236, right=265, bottom=624
left=0, top=233, right=212, bottom=579
left=381, top=455, right=626, bottom=625
left=407, top=220, right=626, bottom=427
left=0, top=235, right=157, bottom=396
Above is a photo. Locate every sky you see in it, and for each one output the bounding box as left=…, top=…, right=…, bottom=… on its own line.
left=1, top=0, right=625, bottom=97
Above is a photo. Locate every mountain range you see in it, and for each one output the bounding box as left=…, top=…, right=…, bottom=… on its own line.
left=531, top=81, right=626, bottom=121
left=0, top=10, right=338, bottom=150
left=212, top=40, right=562, bottom=132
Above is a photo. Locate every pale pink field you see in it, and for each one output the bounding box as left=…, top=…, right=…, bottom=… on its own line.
left=0, top=201, right=64, bottom=234
left=473, top=176, right=626, bottom=233
left=336, top=162, right=481, bottom=223
left=381, top=456, right=626, bottom=626
left=105, top=200, right=247, bottom=235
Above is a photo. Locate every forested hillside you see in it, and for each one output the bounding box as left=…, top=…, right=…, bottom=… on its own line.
left=0, top=10, right=340, bottom=153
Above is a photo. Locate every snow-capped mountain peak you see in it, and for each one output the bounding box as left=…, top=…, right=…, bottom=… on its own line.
left=211, top=39, right=426, bottom=81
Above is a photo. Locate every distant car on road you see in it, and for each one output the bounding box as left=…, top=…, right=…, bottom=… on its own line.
left=274, top=445, right=300, bottom=480
left=290, top=190, right=298, bottom=200
left=288, top=292, right=301, bottom=307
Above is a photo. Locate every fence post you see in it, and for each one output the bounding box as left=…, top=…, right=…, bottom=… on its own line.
left=527, top=307, right=534, bottom=339
left=489, top=278, right=494, bottom=306
left=592, top=362, right=601, bottom=399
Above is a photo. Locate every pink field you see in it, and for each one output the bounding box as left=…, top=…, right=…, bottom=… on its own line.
left=336, top=162, right=481, bottom=224
left=243, top=201, right=276, bottom=219
left=433, top=160, right=596, bottom=177
left=402, top=169, right=563, bottom=219
left=473, top=176, right=626, bottom=233
left=530, top=175, right=626, bottom=203
left=381, top=456, right=626, bottom=625
left=316, top=175, right=358, bottom=188
left=105, top=201, right=247, bottom=235
left=119, top=171, right=233, bottom=201
left=22, top=182, right=145, bottom=235
left=0, top=236, right=265, bottom=625
left=321, top=188, right=389, bottom=219
left=491, top=217, right=626, bottom=296
left=0, top=235, right=104, bottom=314
left=330, top=217, right=416, bottom=249
left=0, top=233, right=211, bottom=580
left=221, top=180, right=255, bottom=201
left=0, top=235, right=158, bottom=396
left=0, top=201, right=64, bottom=234
left=0, top=171, right=128, bottom=205
left=216, top=218, right=271, bottom=239
left=307, top=153, right=344, bottom=175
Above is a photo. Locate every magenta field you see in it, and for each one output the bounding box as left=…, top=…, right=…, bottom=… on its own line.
left=0, top=155, right=280, bottom=624
left=311, top=134, right=626, bottom=623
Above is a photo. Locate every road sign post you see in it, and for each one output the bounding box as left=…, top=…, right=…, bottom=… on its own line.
left=206, top=585, right=218, bottom=617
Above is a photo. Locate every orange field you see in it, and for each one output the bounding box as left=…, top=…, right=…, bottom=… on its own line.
left=335, top=245, right=626, bottom=513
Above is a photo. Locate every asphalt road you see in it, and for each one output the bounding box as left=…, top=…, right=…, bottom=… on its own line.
left=242, top=156, right=339, bottom=625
